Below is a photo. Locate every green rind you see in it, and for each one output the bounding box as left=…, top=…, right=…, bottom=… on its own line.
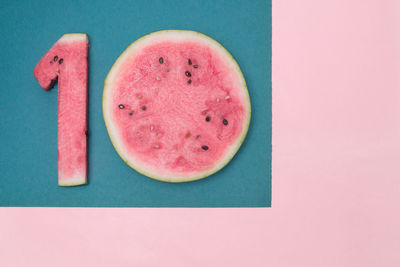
left=58, top=182, right=88, bottom=187
left=62, top=33, right=88, bottom=36
left=58, top=175, right=87, bottom=187
left=103, top=30, right=251, bottom=183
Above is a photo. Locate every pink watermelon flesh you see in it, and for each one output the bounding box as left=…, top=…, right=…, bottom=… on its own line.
left=104, top=31, right=251, bottom=182
left=34, top=34, right=88, bottom=186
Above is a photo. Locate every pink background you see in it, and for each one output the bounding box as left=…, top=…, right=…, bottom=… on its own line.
left=1, top=0, right=399, bottom=266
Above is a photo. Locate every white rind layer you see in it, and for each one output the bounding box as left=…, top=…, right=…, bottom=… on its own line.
left=103, top=30, right=251, bottom=183
left=59, top=33, right=88, bottom=43
left=58, top=172, right=87, bottom=186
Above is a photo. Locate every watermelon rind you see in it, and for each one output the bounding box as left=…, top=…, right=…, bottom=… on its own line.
left=58, top=175, right=87, bottom=187
left=103, top=30, right=251, bottom=183
left=60, top=33, right=88, bottom=42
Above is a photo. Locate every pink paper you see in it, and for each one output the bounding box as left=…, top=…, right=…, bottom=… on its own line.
left=1, top=0, right=399, bottom=266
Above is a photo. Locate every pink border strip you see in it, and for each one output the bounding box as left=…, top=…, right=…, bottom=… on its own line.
left=1, top=0, right=400, bottom=266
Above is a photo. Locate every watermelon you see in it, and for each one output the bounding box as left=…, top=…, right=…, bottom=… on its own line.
left=103, top=30, right=251, bottom=182
left=34, top=33, right=88, bottom=186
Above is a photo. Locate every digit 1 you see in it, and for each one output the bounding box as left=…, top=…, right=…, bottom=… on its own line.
left=33, top=33, right=88, bottom=186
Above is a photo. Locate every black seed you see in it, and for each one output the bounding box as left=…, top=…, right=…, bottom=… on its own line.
left=53, top=56, right=58, bottom=62
left=129, top=112, right=133, bottom=116
left=187, top=79, right=192, bottom=84
left=223, top=119, right=228, bottom=125
left=58, top=58, right=63, bottom=64
left=188, top=59, right=192, bottom=65
left=166, top=68, right=170, bottom=72
left=49, top=78, right=57, bottom=89
left=196, top=135, right=201, bottom=139
left=85, top=130, right=88, bottom=136
left=159, top=57, right=164, bottom=64
left=185, top=71, right=191, bottom=77
left=201, top=145, right=209, bottom=151
left=193, top=65, right=198, bottom=68
left=118, top=104, right=125, bottom=109
left=141, top=105, right=147, bottom=111
left=205, top=116, right=211, bottom=122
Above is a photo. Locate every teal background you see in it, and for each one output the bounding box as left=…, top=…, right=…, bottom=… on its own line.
left=0, top=0, right=271, bottom=207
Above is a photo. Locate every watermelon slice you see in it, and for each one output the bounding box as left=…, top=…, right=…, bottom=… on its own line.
left=34, top=33, right=88, bottom=186
left=103, top=30, right=251, bottom=182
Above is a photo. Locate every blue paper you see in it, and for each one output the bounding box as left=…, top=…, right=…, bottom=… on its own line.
left=0, top=0, right=271, bottom=207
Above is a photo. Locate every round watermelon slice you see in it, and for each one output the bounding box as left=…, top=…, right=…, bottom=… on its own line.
left=103, top=30, right=251, bottom=182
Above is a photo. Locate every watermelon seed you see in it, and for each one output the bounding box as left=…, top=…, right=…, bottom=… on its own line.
left=202, top=145, right=209, bottom=151
left=187, top=79, right=192, bottom=84
left=223, top=119, right=228, bottom=125
left=157, top=133, right=162, bottom=137
left=53, top=56, right=58, bottom=62
left=85, top=130, right=88, bottom=136
left=141, top=105, right=147, bottom=111
left=118, top=104, right=125, bottom=109
left=216, top=98, right=220, bottom=103
left=150, top=125, right=154, bottom=131
left=185, top=131, right=191, bottom=138
left=153, top=144, right=160, bottom=149
left=166, top=68, right=170, bottom=72
left=49, top=78, right=57, bottom=89
left=137, top=94, right=143, bottom=99
left=205, top=116, right=211, bottom=122
left=185, top=71, right=191, bottom=77
left=58, top=58, right=63, bottom=64
left=196, top=135, right=201, bottom=139
left=129, top=112, right=133, bottom=116
left=193, top=65, right=198, bottom=68
left=156, top=76, right=161, bottom=80
left=136, top=132, right=143, bottom=137
left=188, top=59, right=192, bottom=65
left=159, top=57, right=164, bottom=64
left=225, top=96, right=230, bottom=100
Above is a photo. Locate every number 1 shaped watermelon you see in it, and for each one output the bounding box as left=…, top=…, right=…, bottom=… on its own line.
left=34, top=33, right=88, bottom=186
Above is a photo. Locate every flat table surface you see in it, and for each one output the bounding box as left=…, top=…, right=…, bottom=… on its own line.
left=0, top=0, right=271, bottom=207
